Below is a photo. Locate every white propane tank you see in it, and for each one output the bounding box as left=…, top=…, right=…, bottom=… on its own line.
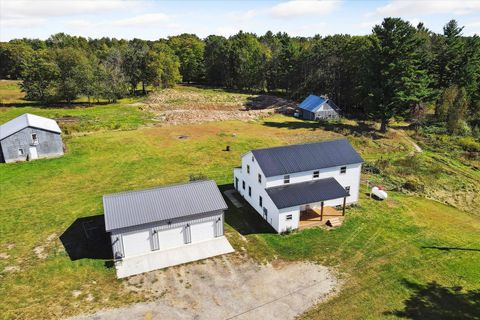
left=371, top=186, right=388, bottom=200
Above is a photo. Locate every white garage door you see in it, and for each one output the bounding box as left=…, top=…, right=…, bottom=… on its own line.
left=190, top=220, right=216, bottom=243
left=122, top=230, right=151, bottom=258
left=158, top=226, right=185, bottom=250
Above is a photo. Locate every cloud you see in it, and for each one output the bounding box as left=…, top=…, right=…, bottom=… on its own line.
left=270, top=0, right=342, bottom=18
left=65, top=13, right=173, bottom=32
left=110, top=13, right=171, bottom=27
left=465, top=20, right=480, bottom=35
left=370, top=0, right=480, bottom=18
left=0, top=0, right=137, bottom=18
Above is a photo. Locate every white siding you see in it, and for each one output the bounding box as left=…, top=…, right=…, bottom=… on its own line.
left=233, top=151, right=362, bottom=233
left=265, top=163, right=362, bottom=206
left=110, top=210, right=224, bottom=259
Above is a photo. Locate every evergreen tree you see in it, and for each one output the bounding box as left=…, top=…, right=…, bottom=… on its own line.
left=366, top=18, right=432, bottom=132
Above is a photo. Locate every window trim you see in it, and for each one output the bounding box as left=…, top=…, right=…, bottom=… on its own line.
left=340, top=166, right=347, bottom=174
left=286, top=214, right=293, bottom=221
left=242, top=180, right=245, bottom=190
left=345, top=186, right=351, bottom=194
left=313, top=170, right=319, bottom=178
left=284, top=174, right=290, bottom=184
left=259, top=195, right=263, bottom=207
left=258, top=173, right=262, bottom=183
left=247, top=164, right=250, bottom=174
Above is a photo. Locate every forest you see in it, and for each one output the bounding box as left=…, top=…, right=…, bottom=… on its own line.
left=1, top=17, right=479, bottom=134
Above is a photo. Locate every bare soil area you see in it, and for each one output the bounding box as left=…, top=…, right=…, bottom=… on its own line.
left=71, top=257, right=339, bottom=320
left=145, top=87, right=297, bottom=126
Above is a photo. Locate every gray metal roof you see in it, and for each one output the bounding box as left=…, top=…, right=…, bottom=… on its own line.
left=266, top=177, right=349, bottom=209
left=0, top=113, right=61, bottom=140
left=252, top=139, right=363, bottom=177
left=103, top=180, right=228, bottom=231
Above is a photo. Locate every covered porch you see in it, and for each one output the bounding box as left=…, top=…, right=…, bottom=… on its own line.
left=299, top=204, right=345, bottom=230
left=266, top=177, right=350, bottom=232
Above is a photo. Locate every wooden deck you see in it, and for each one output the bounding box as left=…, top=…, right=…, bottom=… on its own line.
left=298, top=206, right=344, bottom=230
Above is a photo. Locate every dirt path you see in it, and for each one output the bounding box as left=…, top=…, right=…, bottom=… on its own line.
left=71, top=257, right=339, bottom=320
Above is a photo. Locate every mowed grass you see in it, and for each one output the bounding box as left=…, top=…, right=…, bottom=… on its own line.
left=1, top=83, right=479, bottom=319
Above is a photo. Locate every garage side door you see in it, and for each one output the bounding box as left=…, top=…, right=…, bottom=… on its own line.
left=190, top=220, right=216, bottom=243
left=158, top=226, right=185, bottom=250
left=122, top=230, right=151, bottom=258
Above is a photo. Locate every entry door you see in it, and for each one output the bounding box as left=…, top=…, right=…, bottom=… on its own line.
left=28, top=147, right=38, bottom=160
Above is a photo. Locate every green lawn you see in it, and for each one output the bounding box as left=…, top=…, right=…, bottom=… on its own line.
left=1, top=84, right=479, bottom=319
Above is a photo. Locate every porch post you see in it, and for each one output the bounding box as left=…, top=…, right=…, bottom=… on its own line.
left=320, top=201, right=324, bottom=221
left=342, top=197, right=346, bottom=216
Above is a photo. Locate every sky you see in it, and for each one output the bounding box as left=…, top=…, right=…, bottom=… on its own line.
left=1, top=0, right=480, bottom=41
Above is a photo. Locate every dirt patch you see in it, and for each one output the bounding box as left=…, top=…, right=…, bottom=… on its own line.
left=3, top=265, right=20, bottom=273
left=56, top=116, right=81, bottom=123
left=0, top=252, right=9, bottom=259
left=145, top=88, right=297, bottom=126
left=33, top=233, right=58, bottom=260
left=71, top=257, right=339, bottom=320
left=33, top=246, right=47, bottom=259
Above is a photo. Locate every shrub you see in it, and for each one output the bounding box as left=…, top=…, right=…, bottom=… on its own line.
left=457, top=136, right=480, bottom=152
left=402, top=180, right=425, bottom=192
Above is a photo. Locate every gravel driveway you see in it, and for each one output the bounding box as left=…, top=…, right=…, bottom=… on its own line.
left=71, top=256, right=339, bottom=320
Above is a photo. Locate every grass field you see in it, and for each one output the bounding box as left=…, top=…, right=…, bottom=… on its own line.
left=1, top=81, right=479, bottom=319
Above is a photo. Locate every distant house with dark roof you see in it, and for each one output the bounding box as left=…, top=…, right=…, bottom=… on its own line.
left=0, top=113, right=64, bottom=163
left=233, top=140, right=363, bottom=233
left=103, top=180, right=234, bottom=278
left=296, top=95, right=340, bottom=120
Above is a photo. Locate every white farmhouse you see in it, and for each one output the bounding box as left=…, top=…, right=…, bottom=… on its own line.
left=103, top=180, right=234, bottom=278
left=233, top=139, right=363, bottom=233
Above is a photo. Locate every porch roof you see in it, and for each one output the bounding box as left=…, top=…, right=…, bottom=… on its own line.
left=265, top=177, right=349, bottom=209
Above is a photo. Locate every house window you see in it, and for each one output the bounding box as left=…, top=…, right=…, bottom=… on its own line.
left=242, top=180, right=245, bottom=190
left=18, top=148, right=24, bottom=156
left=263, top=207, right=268, bottom=219
left=31, top=133, right=38, bottom=143
left=340, top=166, right=347, bottom=174
left=248, top=186, right=251, bottom=197
left=259, top=196, right=263, bottom=207
left=284, top=175, right=290, bottom=184
left=313, top=170, right=319, bottom=178
left=252, top=155, right=255, bottom=162
left=286, top=214, right=293, bottom=221
left=258, top=173, right=262, bottom=183
left=345, top=186, right=350, bottom=194
left=247, top=165, right=250, bottom=174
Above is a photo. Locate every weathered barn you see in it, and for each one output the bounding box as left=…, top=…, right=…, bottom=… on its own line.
left=297, top=95, right=341, bottom=120
left=103, top=180, right=234, bottom=278
left=0, top=113, right=64, bottom=163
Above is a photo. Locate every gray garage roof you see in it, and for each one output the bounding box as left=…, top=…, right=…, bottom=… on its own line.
left=103, top=180, right=228, bottom=231
left=252, top=139, right=363, bottom=177
left=265, top=177, right=349, bottom=209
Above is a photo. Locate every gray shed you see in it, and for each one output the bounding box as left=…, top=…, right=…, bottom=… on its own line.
left=0, top=113, right=64, bottom=163
left=297, top=95, right=341, bottom=120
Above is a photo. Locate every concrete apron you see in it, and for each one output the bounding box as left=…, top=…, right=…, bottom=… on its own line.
left=115, top=236, right=235, bottom=278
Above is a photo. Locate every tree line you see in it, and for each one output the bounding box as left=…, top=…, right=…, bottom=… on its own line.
left=1, top=18, right=479, bottom=133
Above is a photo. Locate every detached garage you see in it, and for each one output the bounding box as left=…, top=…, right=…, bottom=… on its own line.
left=103, top=180, right=234, bottom=278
